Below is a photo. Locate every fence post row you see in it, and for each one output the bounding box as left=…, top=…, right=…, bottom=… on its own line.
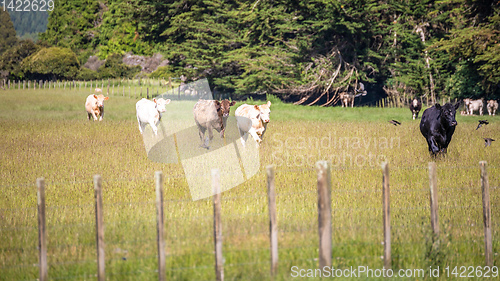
left=94, top=175, right=105, bottom=281
left=382, top=162, right=391, bottom=270
left=212, top=169, right=224, bottom=281
left=155, top=171, right=166, bottom=281
left=480, top=161, right=493, bottom=267
left=266, top=165, right=278, bottom=275
left=29, top=161, right=497, bottom=279
left=37, top=178, right=48, bottom=281
left=428, top=162, right=439, bottom=236
left=316, top=161, right=332, bottom=269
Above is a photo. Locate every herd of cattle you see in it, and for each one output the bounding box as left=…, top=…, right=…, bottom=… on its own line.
left=85, top=87, right=497, bottom=156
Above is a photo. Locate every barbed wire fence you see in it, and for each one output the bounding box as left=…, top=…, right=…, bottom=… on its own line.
left=0, top=162, right=498, bottom=281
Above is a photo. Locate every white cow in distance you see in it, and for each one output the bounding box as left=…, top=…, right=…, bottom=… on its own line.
left=85, top=94, right=109, bottom=121
left=235, top=101, right=271, bottom=147
left=136, top=98, right=171, bottom=135
left=94, top=88, right=102, bottom=93
left=463, top=98, right=484, bottom=115
left=487, top=100, right=498, bottom=116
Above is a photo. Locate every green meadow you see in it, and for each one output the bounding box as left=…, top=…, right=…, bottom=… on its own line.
left=0, top=87, right=499, bottom=280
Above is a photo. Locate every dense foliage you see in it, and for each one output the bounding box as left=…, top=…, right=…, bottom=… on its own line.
left=8, top=10, right=49, bottom=41
left=2, top=0, right=500, bottom=102
left=0, top=9, right=18, bottom=55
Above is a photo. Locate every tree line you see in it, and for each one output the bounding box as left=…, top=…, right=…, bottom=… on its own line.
left=1, top=0, right=499, bottom=104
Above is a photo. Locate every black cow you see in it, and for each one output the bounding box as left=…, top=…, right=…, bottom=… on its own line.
left=419, top=102, right=460, bottom=155
left=409, top=98, right=422, bottom=120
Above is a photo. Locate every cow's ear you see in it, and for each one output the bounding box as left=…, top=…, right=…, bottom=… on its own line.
left=435, top=103, right=441, bottom=110
left=454, top=102, right=460, bottom=110
left=254, top=105, right=260, bottom=110
left=267, top=101, right=272, bottom=107
left=165, top=99, right=171, bottom=104
left=153, top=98, right=157, bottom=103
left=230, top=101, right=236, bottom=106
left=214, top=100, right=221, bottom=109
left=104, top=97, right=109, bottom=101
left=93, top=94, right=98, bottom=99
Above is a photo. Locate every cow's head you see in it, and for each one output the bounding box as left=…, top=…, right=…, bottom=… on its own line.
left=216, top=100, right=236, bottom=118
left=94, top=94, right=109, bottom=108
left=255, top=101, right=272, bottom=123
left=435, top=102, right=459, bottom=127
left=463, top=98, right=471, bottom=106
left=154, top=98, right=171, bottom=113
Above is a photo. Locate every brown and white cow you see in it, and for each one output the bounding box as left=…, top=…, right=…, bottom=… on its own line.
left=85, top=94, right=109, bottom=121
left=193, top=99, right=236, bottom=148
left=487, top=100, right=498, bottom=116
left=409, top=98, right=422, bottom=120
left=235, top=101, right=271, bottom=147
left=339, top=92, right=355, bottom=108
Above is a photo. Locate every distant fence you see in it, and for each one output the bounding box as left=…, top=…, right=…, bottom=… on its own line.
left=26, top=161, right=495, bottom=281
left=0, top=78, right=186, bottom=100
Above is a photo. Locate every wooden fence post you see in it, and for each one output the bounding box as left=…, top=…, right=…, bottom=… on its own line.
left=429, top=162, right=439, bottom=235
left=37, top=178, right=48, bottom=281
left=316, top=161, right=332, bottom=269
left=267, top=165, right=278, bottom=275
left=382, top=162, right=391, bottom=269
left=94, top=175, right=105, bottom=281
left=212, top=169, right=224, bottom=281
left=155, top=171, right=166, bottom=281
left=480, top=161, right=492, bottom=266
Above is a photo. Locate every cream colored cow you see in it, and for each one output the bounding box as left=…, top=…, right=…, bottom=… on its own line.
left=235, top=101, right=271, bottom=147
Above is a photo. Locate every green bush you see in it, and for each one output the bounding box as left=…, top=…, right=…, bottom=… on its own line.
left=149, top=66, right=177, bottom=79
left=76, top=67, right=99, bottom=81
left=21, top=47, right=80, bottom=80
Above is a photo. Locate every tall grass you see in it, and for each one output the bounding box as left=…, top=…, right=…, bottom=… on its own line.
left=0, top=88, right=498, bottom=280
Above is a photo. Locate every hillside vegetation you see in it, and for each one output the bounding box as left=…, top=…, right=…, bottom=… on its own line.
left=1, top=1, right=500, bottom=103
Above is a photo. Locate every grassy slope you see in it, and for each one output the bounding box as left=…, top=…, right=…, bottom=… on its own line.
left=0, top=88, right=499, bottom=280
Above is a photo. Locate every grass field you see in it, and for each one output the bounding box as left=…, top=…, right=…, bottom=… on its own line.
left=0, top=87, right=499, bottom=280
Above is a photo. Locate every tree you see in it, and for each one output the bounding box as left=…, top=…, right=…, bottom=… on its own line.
left=0, top=40, right=39, bottom=79
left=0, top=9, right=18, bottom=55
left=21, top=47, right=80, bottom=80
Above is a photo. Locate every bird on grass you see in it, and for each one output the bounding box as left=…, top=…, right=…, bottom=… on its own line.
left=476, top=120, right=489, bottom=130
left=388, top=120, right=401, bottom=126
left=484, top=138, right=495, bottom=147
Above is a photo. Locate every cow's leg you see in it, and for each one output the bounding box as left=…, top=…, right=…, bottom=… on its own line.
left=99, top=107, right=104, bottom=121
left=137, top=119, right=145, bottom=134
left=91, top=111, right=98, bottom=121
left=208, top=125, right=214, bottom=140
left=248, top=128, right=262, bottom=144
left=87, top=112, right=92, bottom=120
left=149, top=120, right=158, bottom=135
left=427, top=136, right=440, bottom=154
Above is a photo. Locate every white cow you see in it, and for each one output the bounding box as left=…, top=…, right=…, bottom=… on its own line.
left=463, top=98, right=484, bottom=115
left=136, top=98, right=171, bottom=135
left=487, top=100, right=498, bottom=116
left=85, top=94, right=109, bottom=121
left=339, top=92, right=355, bottom=107
left=94, top=87, right=102, bottom=93
left=235, top=101, right=271, bottom=147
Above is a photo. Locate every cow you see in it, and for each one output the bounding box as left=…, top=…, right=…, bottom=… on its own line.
left=409, top=98, right=422, bottom=120
left=136, top=98, right=171, bottom=135
left=85, top=94, right=109, bottom=121
left=419, top=102, right=460, bottom=156
left=487, top=100, right=498, bottom=116
left=94, top=88, right=102, bottom=93
left=235, top=101, right=271, bottom=147
left=339, top=92, right=355, bottom=108
left=193, top=99, right=236, bottom=148
left=463, top=98, right=484, bottom=115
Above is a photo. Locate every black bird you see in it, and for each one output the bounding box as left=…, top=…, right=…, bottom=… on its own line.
left=476, top=120, right=489, bottom=130
left=389, top=120, right=401, bottom=126
left=484, top=138, right=495, bottom=147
